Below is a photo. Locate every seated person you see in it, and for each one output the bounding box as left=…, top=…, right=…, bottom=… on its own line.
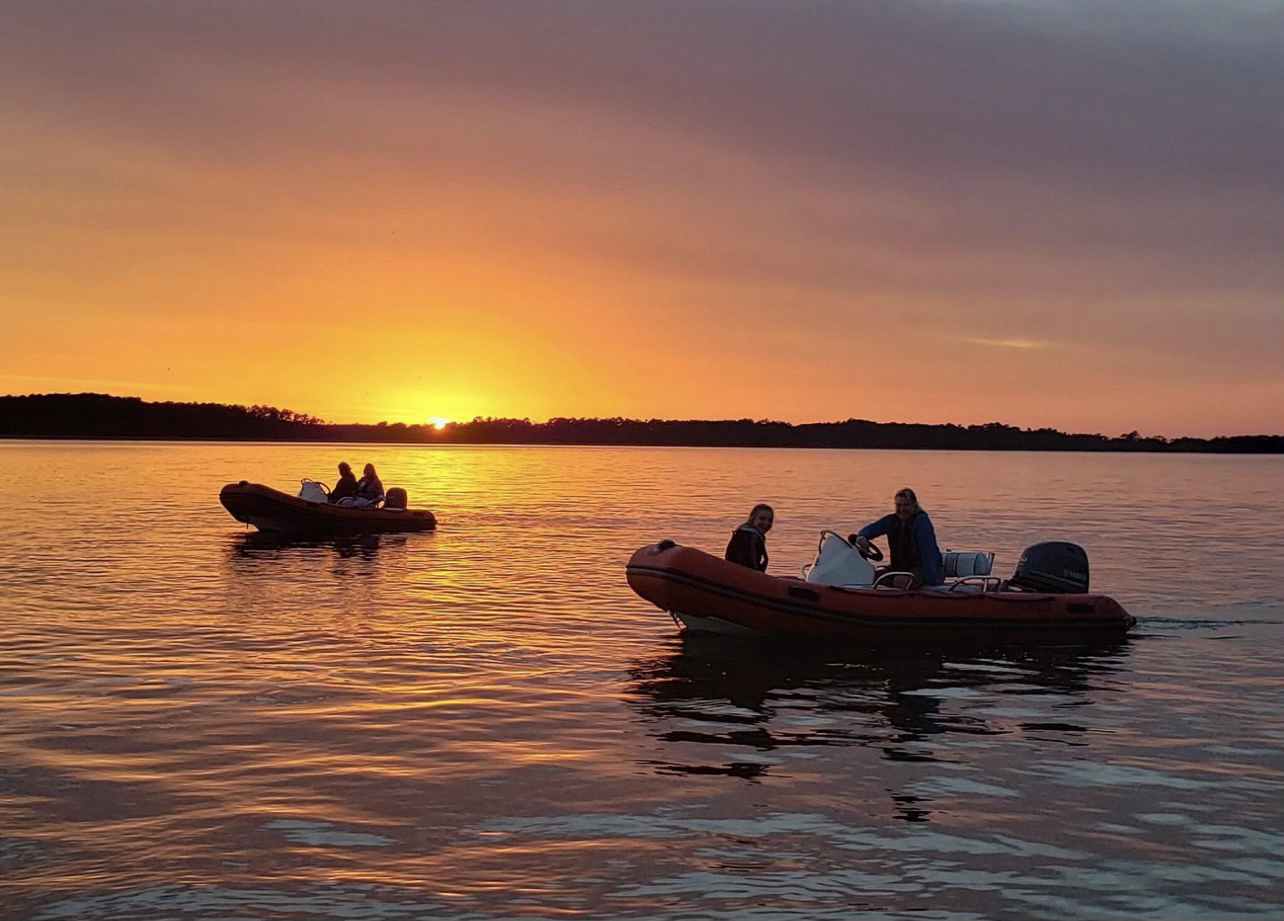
left=329, top=462, right=358, bottom=504
left=724, top=503, right=774, bottom=572
left=851, top=487, right=943, bottom=587
left=353, top=463, right=385, bottom=507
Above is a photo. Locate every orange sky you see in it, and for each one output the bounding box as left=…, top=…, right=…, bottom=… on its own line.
left=2, top=2, right=1281, bottom=437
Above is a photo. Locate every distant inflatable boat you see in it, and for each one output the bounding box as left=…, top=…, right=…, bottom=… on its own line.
left=219, top=481, right=437, bottom=535
left=626, top=532, right=1135, bottom=643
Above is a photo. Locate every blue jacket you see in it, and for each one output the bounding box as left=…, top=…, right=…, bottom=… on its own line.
left=858, top=511, right=943, bottom=585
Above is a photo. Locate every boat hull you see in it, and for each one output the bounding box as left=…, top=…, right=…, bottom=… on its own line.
left=626, top=542, right=1135, bottom=644
left=219, top=482, right=437, bottom=535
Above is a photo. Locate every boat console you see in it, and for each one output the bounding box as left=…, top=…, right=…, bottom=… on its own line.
left=802, top=530, right=1001, bottom=591
left=801, top=531, right=879, bottom=586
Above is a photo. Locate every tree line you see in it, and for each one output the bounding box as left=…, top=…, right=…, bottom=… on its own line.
left=1, top=393, right=1279, bottom=453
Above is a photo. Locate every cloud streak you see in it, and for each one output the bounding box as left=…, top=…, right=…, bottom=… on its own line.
left=0, top=1, right=1280, bottom=435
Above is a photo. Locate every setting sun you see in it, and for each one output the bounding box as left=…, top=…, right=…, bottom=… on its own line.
left=0, top=3, right=1277, bottom=442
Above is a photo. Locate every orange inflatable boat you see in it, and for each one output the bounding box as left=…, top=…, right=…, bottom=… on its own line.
left=626, top=533, right=1135, bottom=643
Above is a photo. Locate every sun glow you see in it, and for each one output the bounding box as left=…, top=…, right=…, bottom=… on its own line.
left=428, top=417, right=451, bottom=430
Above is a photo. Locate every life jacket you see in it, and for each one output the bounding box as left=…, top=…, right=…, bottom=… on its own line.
left=725, top=524, right=768, bottom=571
left=887, top=512, right=923, bottom=572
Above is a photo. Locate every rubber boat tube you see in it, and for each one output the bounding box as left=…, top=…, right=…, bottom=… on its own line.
left=626, top=541, right=1135, bottom=643
left=219, top=481, right=437, bottom=535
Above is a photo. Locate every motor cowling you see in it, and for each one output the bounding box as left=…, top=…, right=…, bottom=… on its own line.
left=385, top=487, right=408, bottom=510
left=1009, top=541, right=1090, bottom=594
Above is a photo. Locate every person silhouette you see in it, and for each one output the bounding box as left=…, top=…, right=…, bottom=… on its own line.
left=724, top=503, right=774, bottom=572
left=851, top=487, right=943, bottom=587
left=329, top=462, right=358, bottom=504
left=354, top=463, right=385, bottom=507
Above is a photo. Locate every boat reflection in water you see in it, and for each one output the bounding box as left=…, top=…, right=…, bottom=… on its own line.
left=227, top=530, right=412, bottom=561
left=625, top=633, right=1131, bottom=820
left=220, top=531, right=429, bottom=629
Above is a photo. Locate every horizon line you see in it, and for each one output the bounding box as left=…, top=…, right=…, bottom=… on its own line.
left=4, top=392, right=1283, bottom=442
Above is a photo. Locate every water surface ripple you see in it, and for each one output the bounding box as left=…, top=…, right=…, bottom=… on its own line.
left=1, top=443, right=1281, bottom=920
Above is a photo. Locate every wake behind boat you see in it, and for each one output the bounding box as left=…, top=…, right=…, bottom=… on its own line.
left=626, top=531, right=1135, bottom=643
left=220, top=480, right=437, bottom=535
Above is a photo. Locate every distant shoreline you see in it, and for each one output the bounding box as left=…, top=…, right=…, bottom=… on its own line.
left=2, top=393, right=1281, bottom=453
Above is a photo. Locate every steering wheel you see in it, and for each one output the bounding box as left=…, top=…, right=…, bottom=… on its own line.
left=848, top=534, right=884, bottom=562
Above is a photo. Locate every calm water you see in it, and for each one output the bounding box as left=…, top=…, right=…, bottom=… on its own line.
left=1, top=442, right=1281, bottom=921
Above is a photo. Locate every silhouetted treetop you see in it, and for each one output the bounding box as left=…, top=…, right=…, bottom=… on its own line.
left=0, top=393, right=1279, bottom=453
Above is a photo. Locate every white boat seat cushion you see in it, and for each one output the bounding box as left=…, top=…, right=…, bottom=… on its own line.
left=942, top=551, right=995, bottom=578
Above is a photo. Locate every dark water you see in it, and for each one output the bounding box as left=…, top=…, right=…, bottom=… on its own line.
left=1, top=443, right=1281, bottom=920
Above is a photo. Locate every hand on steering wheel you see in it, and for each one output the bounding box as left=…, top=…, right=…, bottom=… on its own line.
left=847, top=533, right=884, bottom=561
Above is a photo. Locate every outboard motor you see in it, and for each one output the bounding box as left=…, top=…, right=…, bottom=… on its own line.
left=1009, top=541, right=1090, bottom=594
left=384, top=487, right=408, bottom=510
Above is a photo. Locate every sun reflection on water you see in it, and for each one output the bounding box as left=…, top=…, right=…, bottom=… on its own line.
left=0, top=443, right=1281, bottom=920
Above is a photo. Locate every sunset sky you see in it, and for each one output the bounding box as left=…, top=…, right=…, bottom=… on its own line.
left=2, top=1, right=1280, bottom=437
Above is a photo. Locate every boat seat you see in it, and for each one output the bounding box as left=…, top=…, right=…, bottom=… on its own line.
left=945, top=576, right=1003, bottom=593
left=337, top=496, right=383, bottom=509
left=942, top=550, right=995, bottom=578
left=873, top=571, right=918, bottom=590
